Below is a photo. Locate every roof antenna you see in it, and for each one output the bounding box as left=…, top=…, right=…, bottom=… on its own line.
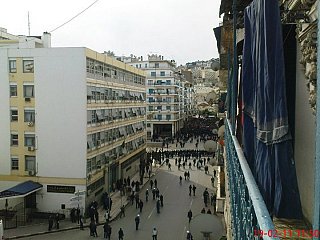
left=28, top=11, right=31, bottom=36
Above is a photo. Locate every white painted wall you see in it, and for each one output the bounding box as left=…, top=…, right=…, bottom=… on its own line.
left=0, top=49, right=11, bottom=175
left=34, top=48, right=87, bottom=179
left=294, top=43, right=315, bottom=224
left=36, top=184, right=86, bottom=213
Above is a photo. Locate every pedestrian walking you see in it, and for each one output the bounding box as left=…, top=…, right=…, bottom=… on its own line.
left=192, top=185, right=196, bottom=196
left=135, top=194, right=140, bottom=209
left=159, top=194, right=164, bottom=207
left=154, top=179, right=158, bottom=188
left=187, top=230, right=193, bottom=240
left=187, top=209, right=193, bottom=223
left=90, top=220, right=98, bottom=237
left=139, top=199, right=144, bottom=213
left=156, top=199, right=161, bottom=213
left=103, top=222, right=109, bottom=239
left=146, top=189, right=149, bottom=202
left=179, top=176, right=182, bottom=185
left=152, top=227, right=158, bottom=240
left=203, top=188, right=209, bottom=207
left=152, top=188, right=156, bottom=200
left=201, top=208, right=206, bottom=213
left=48, top=215, right=53, bottom=231
left=118, top=228, right=124, bottom=240
left=55, top=213, right=60, bottom=229
left=150, top=179, right=154, bottom=189
left=79, top=215, right=84, bottom=230
left=189, top=185, right=192, bottom=196
left=207, top=209, right=212, bottom=214
left=189, top=162, right=192, bottom=169
left=120, top=205, right=125, bottom=218
left=168, top=163, right=171, bottom=170
left=135, top=214, right=140, bottom=230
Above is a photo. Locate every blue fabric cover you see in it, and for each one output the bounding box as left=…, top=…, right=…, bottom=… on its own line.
left=0, top=181, right=43, bottom=198
left=242, top=0, right=302, bottom=218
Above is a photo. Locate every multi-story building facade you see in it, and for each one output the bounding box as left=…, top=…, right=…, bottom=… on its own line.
left=126, top=55, right=186, bottom=140
left=0, top=28, right=146, bottom=216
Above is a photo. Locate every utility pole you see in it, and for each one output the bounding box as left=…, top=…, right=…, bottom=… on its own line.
left=28, top=11, right=31, bottom=36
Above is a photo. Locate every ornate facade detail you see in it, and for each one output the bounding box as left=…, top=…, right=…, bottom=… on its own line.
left=298, top=22, right=317, bottom=114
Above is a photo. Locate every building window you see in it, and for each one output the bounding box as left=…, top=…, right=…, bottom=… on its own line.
left=166, top=106, right=171, bottom=110
left=148, top=106, right=153, bottom=111
left=24, top=134, right=35, bottom=147
left=151, top=72, right=156, bottom=77
left=160, top=71, right=165, bottom=76
left=145, top=63, right=148, bottom=68
left=166, top=115, right=171, bottom=120
left=147, top=123, right=151, bottom=127
left=11, top=134, right=18, bottom=146
left=166, top=80, right=171, bottom=85
left=10, top=85, right=17, bottom=97
left=24, top=109, right=35, bottom=122
left=157, top=115, right=162, bottom=120
left=11, top=110, right=18, bottom=121
left=148, top=80, right=153, bottom=85
left=23, top=85, right=34, bottom=97
left=9, top=60, right=17, bottom=73
left=155, top=63, right=159, bottom=68
left=23, top=60, right=34, bottom=73
left=11, top=157, right=19, bottom=170
left=25, top=156, right=36, bottom=171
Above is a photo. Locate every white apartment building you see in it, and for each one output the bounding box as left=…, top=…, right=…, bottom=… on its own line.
left=126, top=55, right=186, bottom=140
left=0, top=28, right=146, bottom=220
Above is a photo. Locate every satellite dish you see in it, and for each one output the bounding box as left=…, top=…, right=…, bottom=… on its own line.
left=204, top=140, right=217, bottom=152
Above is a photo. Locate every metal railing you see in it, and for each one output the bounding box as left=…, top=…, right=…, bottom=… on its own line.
left=225, top=119, right=279, bottom=239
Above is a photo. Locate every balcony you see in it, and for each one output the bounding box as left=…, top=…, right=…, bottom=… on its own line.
left=225, top=119, right=279, bottom=239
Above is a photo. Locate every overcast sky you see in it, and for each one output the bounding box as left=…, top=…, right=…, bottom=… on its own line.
left=1, top=0, right=221, bottom=65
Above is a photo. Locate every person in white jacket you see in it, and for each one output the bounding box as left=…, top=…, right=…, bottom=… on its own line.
left=152, top=227, right=158, bottom=240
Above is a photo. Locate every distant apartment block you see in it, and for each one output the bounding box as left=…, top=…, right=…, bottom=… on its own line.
left=125, top=54, right=189, bottom=140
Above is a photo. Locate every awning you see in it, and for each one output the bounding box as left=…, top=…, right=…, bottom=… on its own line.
left=0, top=181, right=43, bottom=200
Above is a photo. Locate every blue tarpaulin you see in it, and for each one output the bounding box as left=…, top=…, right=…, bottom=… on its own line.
left=0, top=181, right=43, bottom=199
left=242, top=0, right=302, bottom=218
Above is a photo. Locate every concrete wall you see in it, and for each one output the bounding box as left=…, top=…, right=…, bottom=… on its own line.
left=34, top=48, right=87, bottom=179
left=294, top=43, right=315, bottom=225
left=36, top=184, right=86, bottom=213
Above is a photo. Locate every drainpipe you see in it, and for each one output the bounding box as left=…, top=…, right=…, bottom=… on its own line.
left=231, top=0, right=238, bottom=136
left=313, top=6, right=320, bottom=239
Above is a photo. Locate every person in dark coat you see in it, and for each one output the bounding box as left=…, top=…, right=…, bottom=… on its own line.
left=156, top=199, right=161, bottom=213
left=135, top=194, right=140, bottom=209
left=79, top=215, right=84, bottom=230
left=187, top=209, right=193, bottom=223
left=207, top=209, right=212, bottom=214
left=103, top=222, right=110, bottom=239
left=139, top=199, right=144, bottom=213
left=192, top=185, right=196, bottom=196
left=159, top=194, right=164, bottom=207
left=118, top=227, right=124, bottom=240
left=55, top=213, right=60, bottom=229
left=135, top=214, right=140, bottom=230
left=154, top=179, right=158, bottom=188
left=150, top=179, right=154, bottom=189
left=152, top=188, right=156, bottom=200
left=189, top=185, right=192, bottom=196
left=201, top=208, right=206, bottom=213
left=146, top=189, right=149, bottom=202
left=203, top=188, right=209, bottom=207
left=90, top=220, right=98, bottom=237
left=48, top=215, right=54, bottom=231
left=120, top=205, right=125, bottom=218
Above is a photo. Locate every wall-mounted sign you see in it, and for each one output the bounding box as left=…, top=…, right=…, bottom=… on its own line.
left=47, top=185, right=75, bottom=194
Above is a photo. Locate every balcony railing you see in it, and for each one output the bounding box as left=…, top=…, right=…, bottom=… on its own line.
left=225, top=119, right=279, bottom=239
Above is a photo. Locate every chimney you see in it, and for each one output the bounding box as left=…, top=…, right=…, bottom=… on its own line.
left=42, top=32, right=51, bottom=48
